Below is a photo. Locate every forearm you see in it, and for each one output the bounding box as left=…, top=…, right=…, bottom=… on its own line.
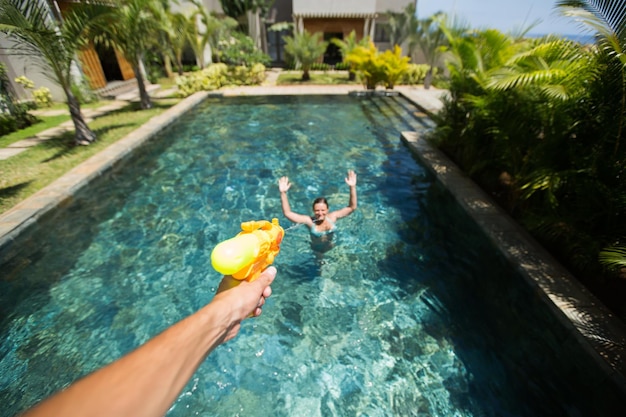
left=348, top=186, right=357, bottom=210
left=22, top=300, right=233, bottom=417
left=279, top=192, right=292, bottom=216
left=280, top=192, right=309, bottom=224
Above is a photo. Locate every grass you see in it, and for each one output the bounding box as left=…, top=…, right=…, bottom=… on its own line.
left=0, top=114, right=71, bottom=148
left=44, top=100, right=107, bottom=112
left=0, top=98, right=181, bottom=214
left=276, top=71, right=360, bottom=85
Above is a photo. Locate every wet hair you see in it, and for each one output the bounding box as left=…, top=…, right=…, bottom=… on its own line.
left=312, top=197, right=328, bottom=210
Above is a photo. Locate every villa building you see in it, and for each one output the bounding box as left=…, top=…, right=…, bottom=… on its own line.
left=0, top=0, right=416, bottom=101
left=188, top=0, right=415, bottom=66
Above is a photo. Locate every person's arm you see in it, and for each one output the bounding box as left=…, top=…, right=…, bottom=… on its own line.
left=329, top=170, right=358, bottom=220
left=20, top=268, right=277, bottom=417
left=278, top=176, right=313, bottom=225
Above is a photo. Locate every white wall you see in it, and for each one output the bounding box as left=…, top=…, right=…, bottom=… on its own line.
left=293, top=0, right=413, bottom=15
left=375, top=0, right=414, bottom=13
left=293, top=0, right=377, bottom=15
left=0, top=35, right=65, bottom=102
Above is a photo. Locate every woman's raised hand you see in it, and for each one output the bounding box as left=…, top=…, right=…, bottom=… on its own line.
left=278, top=176, right=291, bottom=193
left=345, top=170, right=357, bottom=187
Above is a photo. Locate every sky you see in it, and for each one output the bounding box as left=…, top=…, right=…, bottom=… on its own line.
left=417, top=0, right=583, bottom=36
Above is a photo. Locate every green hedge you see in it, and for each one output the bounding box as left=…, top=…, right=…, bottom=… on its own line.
left=175, top=63, right=266, bottom=97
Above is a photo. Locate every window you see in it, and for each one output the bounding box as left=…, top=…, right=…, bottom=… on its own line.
left=374, top=23, right=390, bottom=42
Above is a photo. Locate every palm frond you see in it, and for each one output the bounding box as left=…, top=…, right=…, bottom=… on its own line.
left=599, top=245, right=626, bottom=271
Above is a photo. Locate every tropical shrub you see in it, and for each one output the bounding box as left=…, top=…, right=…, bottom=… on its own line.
left=14, top=75, right=34, bottom=89
left=379, top=45, right=410, bottom=89
left=14, top=75, right=53, bottom=108
left=401, top=63, right=430, bottom=85
left=283, top=30, right=327, bottom=81
left=32, top=87, right=52, bottom=107
left=345, top=43, right=409, bottom=89
left=429, top=15, right=626, bottom=316
left=1, top=66, right=35, bottom=135
left=217, top=31, right=270, bottom=66
left=345, top=43, right=386, bottom=89
left=310, top=62, right=331, bottom=71
left=331, top=31, right=371, bottom=80
left=175, top=63, right=265, bottom=97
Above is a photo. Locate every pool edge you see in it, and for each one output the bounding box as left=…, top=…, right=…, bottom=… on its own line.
left=400, top=130, right=626, bottom=396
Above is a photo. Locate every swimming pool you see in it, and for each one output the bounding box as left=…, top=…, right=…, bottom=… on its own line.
left=1, top=94, right=624, bottom=416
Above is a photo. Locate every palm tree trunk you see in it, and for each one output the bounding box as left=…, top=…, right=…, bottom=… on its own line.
left=424, top=67, right=433, bottom=90
left=65, top=88, right=96, bottom=145
left=132, top=59, right=152, bottom=110
left=176, top=53, right=184, bottom=75
left=163, top=53, right=174, bottom=78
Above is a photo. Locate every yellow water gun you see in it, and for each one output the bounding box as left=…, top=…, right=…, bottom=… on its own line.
left=211, top=218, right=284, bottom=284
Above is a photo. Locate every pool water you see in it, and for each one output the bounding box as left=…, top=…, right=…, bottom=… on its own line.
left=1, top=95, right=624, bottom=416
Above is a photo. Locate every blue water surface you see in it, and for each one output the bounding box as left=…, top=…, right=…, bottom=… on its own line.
left=1, top=95, right=624, bottom=416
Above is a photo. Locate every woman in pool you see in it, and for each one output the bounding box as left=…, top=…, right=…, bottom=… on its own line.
left=278, top=170, right=357, bottom=250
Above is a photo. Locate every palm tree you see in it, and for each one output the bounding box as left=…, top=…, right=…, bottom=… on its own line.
left=331, top=30, right=370, bottom=81
left=556, top=0, right=626, bottom=276
left=415, top=12, right=447, bottom=89
left=385, top=2, right=419, bottom=49
left=557, top=0, right=626, bottom=156
left=160, top=10, right=190, bottom=76
left=284, top=30, right=327, bottom=81
left=184, top=0, right=217, bottom=70
left=88, top=0, right=168, bottom=110
left=0, top=0, right=100, bottom=144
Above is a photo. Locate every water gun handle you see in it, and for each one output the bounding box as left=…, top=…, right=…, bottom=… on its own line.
left=211, top=218, right=284, bottom=283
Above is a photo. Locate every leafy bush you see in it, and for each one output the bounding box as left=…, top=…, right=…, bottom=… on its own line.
left=334, top=62, right=351, bottom=71
left=1, top=66, right=36, bottom=135
left=218, top=32, right=270, bottom=66
left=183, top=65, right=200, bottom=72
left=345, top=43, right=386, bottom=89
left=379, top=46, right=410, bottom=89
left=14, top=75, right=34, bottom=89
left=310, top=62, right=331, bottom=71
left=401, top=64, right=431, bottom=85
left=32, top=87, right=52, bottom=107
left=175, top=63, right=266, bottom=97
left=346, top=43, right=409, bottom=89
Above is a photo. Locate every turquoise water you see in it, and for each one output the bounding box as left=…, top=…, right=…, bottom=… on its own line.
left=1, top=95, right=624, bottom=416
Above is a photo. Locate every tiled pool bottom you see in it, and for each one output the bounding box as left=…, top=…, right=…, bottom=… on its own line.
left=1, top=91, right=626, bottom=416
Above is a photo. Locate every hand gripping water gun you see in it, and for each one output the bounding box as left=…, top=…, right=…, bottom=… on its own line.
left=211, top=218, right=284, bottom=284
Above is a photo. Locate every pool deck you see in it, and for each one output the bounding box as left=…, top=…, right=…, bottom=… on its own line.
left=1, top=82, right=625, bottom=395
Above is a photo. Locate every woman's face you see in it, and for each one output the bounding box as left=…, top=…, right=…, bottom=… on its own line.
left=313, top=202, right=329, bottom=221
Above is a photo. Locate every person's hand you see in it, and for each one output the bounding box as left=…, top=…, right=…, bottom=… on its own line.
left=345, top=170, right=357, bottom=187
left=278, top=176, right=291, bottom=193
left=214, top=266, right=276, bottom=342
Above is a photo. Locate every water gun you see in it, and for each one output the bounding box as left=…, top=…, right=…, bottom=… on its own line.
left=211, top=218, right=284, bottom=285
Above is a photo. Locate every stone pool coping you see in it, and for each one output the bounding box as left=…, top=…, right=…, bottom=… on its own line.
left=1, top=85, right=625, bottom=394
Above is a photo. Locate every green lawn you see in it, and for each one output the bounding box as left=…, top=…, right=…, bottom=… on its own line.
left=0, top=98, right=181, bottom=214
left=0, top=114, right=71, bottom=148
